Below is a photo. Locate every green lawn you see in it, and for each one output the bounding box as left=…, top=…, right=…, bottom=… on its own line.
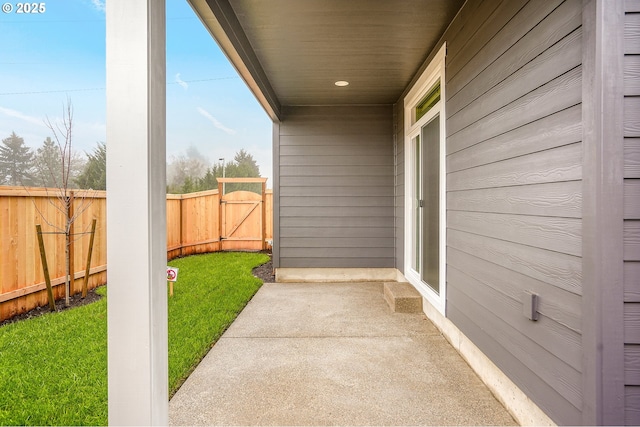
left=0, top=251, right=269, bottom=426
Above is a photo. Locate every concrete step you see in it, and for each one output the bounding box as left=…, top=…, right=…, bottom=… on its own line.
left=383, top=282, right=422, bottom=313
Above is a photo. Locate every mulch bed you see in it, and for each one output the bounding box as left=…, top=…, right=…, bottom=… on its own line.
left=1, top=252, right=275, bottom=327
left=0, top=287, right=103, bottom=328
left=252, top=253, right=275, bottom=283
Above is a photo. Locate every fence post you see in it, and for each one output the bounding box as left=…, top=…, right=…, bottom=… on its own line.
left=68, top=191, right=75, bottom=301
left=218, top=181, right=223, bottom=251
left=261, top=180, right=267, bottom=250
left=179, top=195, right=184, bottom=258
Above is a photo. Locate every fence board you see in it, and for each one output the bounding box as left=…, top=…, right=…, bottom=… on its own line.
left=0, top=184, right=272, bottom=321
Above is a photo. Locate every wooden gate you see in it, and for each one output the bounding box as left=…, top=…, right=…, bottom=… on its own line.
left=218, top=178, right=268, bottom=251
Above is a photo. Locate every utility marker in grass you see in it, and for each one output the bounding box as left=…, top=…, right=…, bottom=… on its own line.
left=167, top=266, right=179, bottom=296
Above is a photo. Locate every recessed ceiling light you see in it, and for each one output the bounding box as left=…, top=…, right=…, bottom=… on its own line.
left=335, top=80, right=349, bottom=87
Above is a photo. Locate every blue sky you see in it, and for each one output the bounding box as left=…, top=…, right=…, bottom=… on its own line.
left=0, top=0, right=273, bottom=184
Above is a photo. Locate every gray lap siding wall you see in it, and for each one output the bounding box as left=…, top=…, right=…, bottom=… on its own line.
left=276, top=105, right=395, bottom=268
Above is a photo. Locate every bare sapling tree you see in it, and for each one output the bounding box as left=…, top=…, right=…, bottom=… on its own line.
left=30, top=99, right=97, bottom=307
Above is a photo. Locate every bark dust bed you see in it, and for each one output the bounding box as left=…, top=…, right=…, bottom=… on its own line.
left=0, top=288, right=103, bottom=327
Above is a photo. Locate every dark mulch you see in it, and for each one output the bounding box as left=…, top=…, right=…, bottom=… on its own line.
left=0, top=287, right=104, bottom=328
left=252, top=253, right=275, bottom=283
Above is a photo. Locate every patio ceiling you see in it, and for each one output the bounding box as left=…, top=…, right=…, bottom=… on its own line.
left=188, top=0, right=464, bottom=120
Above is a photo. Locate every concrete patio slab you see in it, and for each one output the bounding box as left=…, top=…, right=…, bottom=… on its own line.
left=169, top=282, right=516, bottom=426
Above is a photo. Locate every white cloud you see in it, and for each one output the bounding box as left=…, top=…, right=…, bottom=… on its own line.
left=196, top=107, right=237, bottom=135
left=91, top=0, right=105, bottom=12
left=175, top=73, right=188, bottom=90
left=0, top=106, right=46, bottom=127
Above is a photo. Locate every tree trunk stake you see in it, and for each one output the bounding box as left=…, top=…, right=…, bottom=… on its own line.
left=82, top=219, right=97, bottom=298
left=36, top=224, right=56, bottom=311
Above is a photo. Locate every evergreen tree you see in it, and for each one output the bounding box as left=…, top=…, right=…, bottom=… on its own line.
left=33, top=137, right=62, bottom=187
left=33, top=136, right=85, bottom=188
left=227, top=149, right=260, bottom=177
left=181, top=175, right=196, bottom=194
left=166, top=148, right=262, bottom=194
left=224, top=149, right=261, bottom=193
left=198, top=167, right=218, bottom=191
left=0, top=132, right=35, bottom=185
left=75, top=142, right=106, bottom=190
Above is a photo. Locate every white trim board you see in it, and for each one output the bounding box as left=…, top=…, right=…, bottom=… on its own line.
left=403, top=43, right=447, bottom=315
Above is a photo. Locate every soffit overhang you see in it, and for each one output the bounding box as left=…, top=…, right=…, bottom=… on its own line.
left=188, top=0, right=464, bottom=121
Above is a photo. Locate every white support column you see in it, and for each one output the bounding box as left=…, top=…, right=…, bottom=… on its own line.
left=106, top=1, right=167, bottom=425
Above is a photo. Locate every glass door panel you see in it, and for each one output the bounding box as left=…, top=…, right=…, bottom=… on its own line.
left=420, top=115, right=439, bottom=293
left=412, top=135, right=420, bottom=273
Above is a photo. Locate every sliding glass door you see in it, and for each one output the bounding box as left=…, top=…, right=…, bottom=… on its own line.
left=404, top=44, right=446, bottom=314
left=411, top=114, right=440, bottom=294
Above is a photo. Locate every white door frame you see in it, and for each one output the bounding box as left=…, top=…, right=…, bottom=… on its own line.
left=403, top=43, right=446, bottom=315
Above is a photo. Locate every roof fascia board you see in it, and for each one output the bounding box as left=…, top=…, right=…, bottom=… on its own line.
left=188, top=0, right=282, bottom=121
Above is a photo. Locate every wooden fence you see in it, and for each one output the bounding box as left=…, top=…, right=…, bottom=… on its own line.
left=0, top=185, right=272, bottom=321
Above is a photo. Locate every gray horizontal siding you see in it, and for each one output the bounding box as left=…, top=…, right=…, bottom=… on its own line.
left=626, top=12, right=640, bottom=54
left=447, top=181, right=582, bottom=218
left=626, top=138, right=640, bottom=177
left=447, top=211, right=582, bottom=256
left=447, top=267, right=582, bottom=408
left=281, top=216, right=393, bottom=228
left=626, top=262, right=640, bottom=302
left=625, top=3, right=640, bottom=425
left=447, top=104, right=582, bottom=173
left=281, top=227, right=395, bottom=238
left=627, top=386, right=640, bottom=425
left=627, top=345, right=640, bottom=384
left=446, top=0, right=571, bottom=99
left=625, top=181, right=640, bottom=218
left=281, top=237, right=395, bottom=249
left=447, top=229, right=582, bottom=296
left=278, top=107, right=392, bottom=135
left=448, top=142, right=582, bottom=191
left=280, top=206, right=393, bottom=217
left=446, top=0, right=529, bottom=81
left=439, top=0, right=584, bottom=423
left=280, top=155, right=391, bottom=166
left=448, top=2, right=582, bottom=118
left=279, top=196, right=394, bottom=208
left=626, top=55, right=640, bottom=95
left=280, top=144, right=391, bottom=157
left=626, top=304, right=640, bottom=343
left=625, top=97, right=640, bottom=136
left=447, top=247, right=581, bottom=333
left=277, top=105, right=394, bottom=268
left=279, top=186, right=392, bottom=197
left=279, top=175, right=393, bottom=187
left=446, top=302, right=582, bottom=425
left=448, top=67, right=582, bottom=155
left=447, top=28, right=582, bottom=136
left=281, top=165, right=395, bottom=177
